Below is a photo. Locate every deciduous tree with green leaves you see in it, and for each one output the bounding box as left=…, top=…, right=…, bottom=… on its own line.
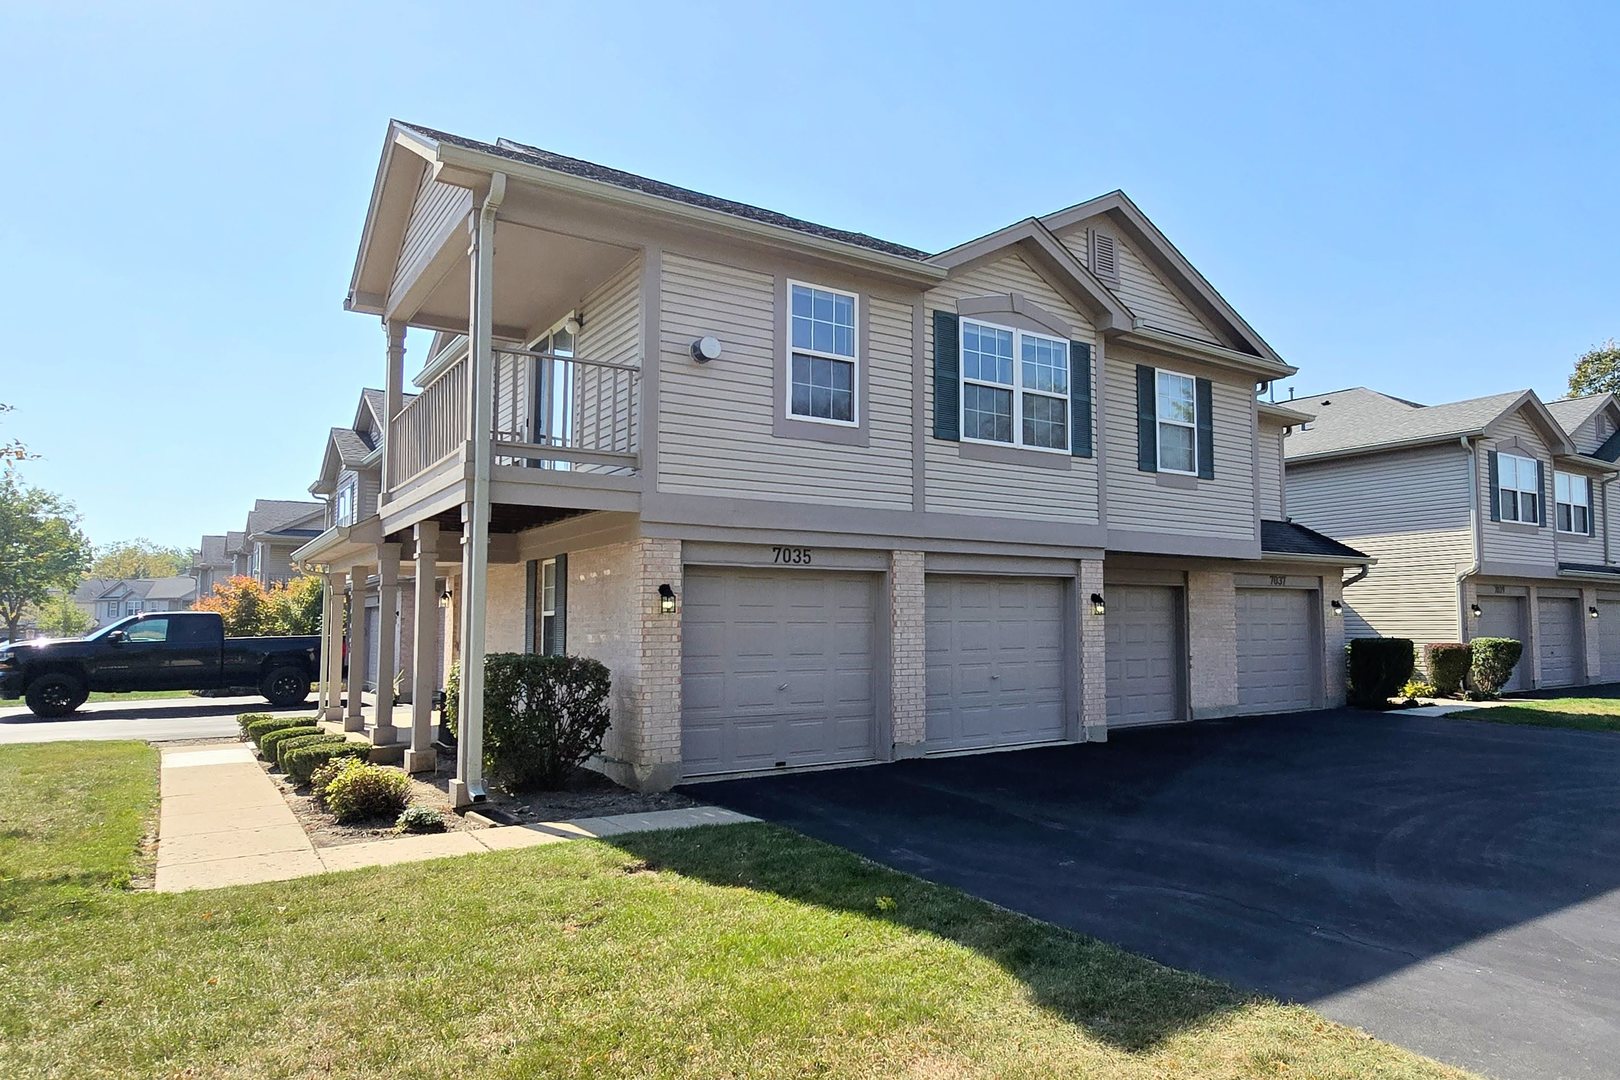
left=34, top=592, right=93, bottom=638
left=1567, top=339, right=1620, bottom=397
left=88, top=538, right=195, bottom=580
left=1, top=403, right=33, bottom=467
left=0, top=474, right=92, bottom=641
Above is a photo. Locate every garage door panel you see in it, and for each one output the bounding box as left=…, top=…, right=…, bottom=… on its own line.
left=681, top=568, right=878, bottom=776
left=1537, top=597, right=1580, bottom=689
left=1599, top=599, right=1620, bottom=682
left=1475, top=595, right=1527, bottom=691
left=1106, top=585, right=1184, bottom=727
left=1236, top=588, right=1317, bottom=714
left=925, top=576, right=1069, bottom=751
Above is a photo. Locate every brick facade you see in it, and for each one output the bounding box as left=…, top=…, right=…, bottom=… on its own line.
left=1322, top=574, right=1348, bottom=706
left=889, top=551, right=927, bottom=753
left=1078, top=559, right=1107, bottom=738
left=1186, top=569, right=1239, bottom=718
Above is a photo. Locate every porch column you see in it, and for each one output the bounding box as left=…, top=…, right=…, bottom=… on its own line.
left=322, top=572, right=345, bottom=721
left=345, top=565, right=369, bottom=732
left=381, top=320, right=405, bottom=496
left=451, top=173, right=504, bottom=808
left=372, top=544, right=401, bottom=744
left=407, top=520, right=440, bottom=773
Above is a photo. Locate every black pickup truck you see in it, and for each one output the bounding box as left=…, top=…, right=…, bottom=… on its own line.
left=0, top=611, right=321, bottom=717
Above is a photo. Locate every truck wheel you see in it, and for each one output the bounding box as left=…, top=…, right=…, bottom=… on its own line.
left=26, top=674, right=87, bottom=718
left=261, top=666, right=310, bottom=708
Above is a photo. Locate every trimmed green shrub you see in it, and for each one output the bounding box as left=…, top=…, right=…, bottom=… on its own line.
left=443, top=658, right=460, bottom=738
left=1346, top=638, right=1415, bottom=709
left=482, top=653, right=612, bottom=790
left=274, top=732, right=345, bottom=770
left=395, top=805, right=446, bottom=834
left=323, top=760, right=411, bottom=823
left=1424, top=643, right=1472, bottom=697
left=258, top=725, right=320, bottom=762
left=308, top=757, right=352, bottom=806
left=237, top=712, right=272, bottom=736
left=284, top=740, right=370, bottom=785
left=1401, top=678, right=1437, bottom=699
left=245, top=715, right=306, bottom=746
left=1470, top=637, right=1524, bottom=695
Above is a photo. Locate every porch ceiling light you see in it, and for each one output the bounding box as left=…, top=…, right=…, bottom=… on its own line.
left=1469, top=603, right=1482, bottom=619
left=563, top=314, right=584, bottom=336
left=1330, top=600, right=1343, bottom=616
left=1591, top=605, right=1601, bottom=619
left=658, top=583, right=678, bottom=615
left=1090, top=593, right=1106, bottom=616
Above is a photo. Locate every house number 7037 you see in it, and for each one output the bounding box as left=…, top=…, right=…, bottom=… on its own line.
left=772, top=547, right=813, bottom=565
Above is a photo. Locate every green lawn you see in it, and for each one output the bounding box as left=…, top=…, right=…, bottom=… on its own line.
left=0, top=742, right=1471, bottom=1079
left=1448, top=695, right=1620, bottom=732
left=83, top=689, right=200, bottom=704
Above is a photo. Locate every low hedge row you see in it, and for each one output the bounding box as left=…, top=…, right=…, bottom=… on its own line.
left=274, top=732, right=343, bottom=769
left=284, top=740, right=371, bottom=785
left=243, top=715, right=305, bottom=746
left=259, top=725, right=320, bottom=761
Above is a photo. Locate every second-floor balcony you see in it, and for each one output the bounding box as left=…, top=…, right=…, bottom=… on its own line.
left=384, top=346, right=641, bottom=520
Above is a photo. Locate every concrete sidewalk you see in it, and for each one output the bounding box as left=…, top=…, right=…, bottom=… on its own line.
left=154, top=746, right=755, bottom=893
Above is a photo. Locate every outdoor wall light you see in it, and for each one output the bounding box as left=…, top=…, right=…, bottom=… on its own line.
left=658, top=583, right=677, bottom=614
left=1090, top=593, right=1106, bottom=616
left=439, top=587, right=452, bottom=609
left=1330, top=600, right=1343, bottom=616
left=690, top=335, right=723, bottom=363
left=563, top=314, right=584, bottom=337
left=1591, top=605, right=1602, bottom=620
left=1469, top=603, right=1482, bottom=619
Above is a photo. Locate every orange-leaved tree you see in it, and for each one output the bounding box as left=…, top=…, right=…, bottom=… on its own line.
left=195, top=574, right=324, bottom=637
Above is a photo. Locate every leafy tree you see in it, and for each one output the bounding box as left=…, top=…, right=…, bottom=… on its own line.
left=89, top=538, right=194, bottom=580
left=34, top=592, right=93, bottom=638
left=0, top=403, right=33, bottom=467
left=1567, top=339, right=1620, bottom=397
left=194, top=574, right=323, bottom=637
left=194, top=576, right=269, bottom=637
left=0, top=473, right=92, bottom=641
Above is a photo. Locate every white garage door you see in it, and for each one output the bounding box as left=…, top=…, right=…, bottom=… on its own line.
left=1537, top=597, right=1581, bottom=688
left=1600, top=597, right=1620, bottom=683
left=1236, top=588, right=1318, bottom=714
left=681, top=568, right=877, bottom=776
left=1105, top=585, right=1185, bottom=728
left=925, top=576, right=1067, bottom=752
left=1474, top=595, right=1527, bottom=692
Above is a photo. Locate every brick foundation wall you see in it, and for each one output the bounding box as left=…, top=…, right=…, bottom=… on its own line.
left=889, top=551, right=926, bottom=752
left=1187, top=570, right=1238, bottom=718
left=1079, top=559, right=1107, bottom=737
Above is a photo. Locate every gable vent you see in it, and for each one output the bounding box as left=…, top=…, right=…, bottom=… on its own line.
left=1089, top=229, right=1119, bottom=283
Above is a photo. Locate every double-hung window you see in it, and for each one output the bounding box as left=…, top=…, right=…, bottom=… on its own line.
left=1155, top=370, right=1198, bottom=474
left=959, top=319, right=1069, bottom=451
left=1555, top=471, right=1591, bottom=534
left=788, top=282, right=857, bottom=424
left=539, top=558, right=560, bottom=656
left=1498, top=453, right=1540, bottom=523
left=334, top=476, right=357, bottom=527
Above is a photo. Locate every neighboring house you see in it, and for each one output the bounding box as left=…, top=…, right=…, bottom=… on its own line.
left=308, top=120, right=1368, bottom=805
left=1285, top=387, right=1620, bottom=691
left=239, top=499, right=324, bottom=585
left=192, top=534, right=234, bottom=598
left=224, top=530, right=250, bottom=579
left=72, top=576, right=199, bottom=628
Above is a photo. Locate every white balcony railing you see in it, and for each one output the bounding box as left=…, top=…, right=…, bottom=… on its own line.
left=387, top=349, right=639, bottom=491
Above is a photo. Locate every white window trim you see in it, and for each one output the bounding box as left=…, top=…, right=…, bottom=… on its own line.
left=539, top=557, right=559, bottom=656
left=785, top=279, right=859, bottom=428
left=1499, top=452, right=1540, bottom=524
left=958, top=317, right=1071, bottom=454
left=1155, top=368, right=1199, bottom=476
left=334, top=475, right=358, bottom=528
left=1554, top=470, right=1591, bottom=534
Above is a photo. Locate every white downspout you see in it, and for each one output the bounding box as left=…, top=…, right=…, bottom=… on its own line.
left=1457, top=435, right=1482, bottom=641
left=452, top=172, right=505, bottom=808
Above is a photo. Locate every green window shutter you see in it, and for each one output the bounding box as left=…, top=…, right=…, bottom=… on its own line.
left=1069, top=341, right=1092, bottom=457
left=1537, top=460, right=1548, bottom=528
left=1195, top=377, right=1215, bottom=480
left=1487, top=451, right=1500, bottom=521
left=933, top=311, right=960, bottom=442
left=524, top=560, right=537, bottom=653
left=550, top=553, right=568, bottom=655
left=1135, top=365, right=1157, bottom=472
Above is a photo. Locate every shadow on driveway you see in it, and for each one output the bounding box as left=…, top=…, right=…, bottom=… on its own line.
left=685, top=705, right=1620, bottom=1080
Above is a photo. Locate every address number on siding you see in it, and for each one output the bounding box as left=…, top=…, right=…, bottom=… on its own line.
left=1269, top=575, right=1288, bottom=586
left=771, top=547, right=813, bottom=565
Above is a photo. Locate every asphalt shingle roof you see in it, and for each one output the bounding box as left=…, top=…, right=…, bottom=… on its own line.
left=1559, top=562, right=1620, bottom=578
left=1544, top=395, right=1609, bottom=436
left=246, top=499, right=324, bottom=538
left=225, top=531, right=246, bottom=556
left=397, top=121, right=933, bottom=262
left=197, top=535, right=229, bottom=566
left=1260, top=519, right=1369, bottom=562
left=330, top=426, right=373, bottom=467
left=1283, top=387, right=1528, bottom=461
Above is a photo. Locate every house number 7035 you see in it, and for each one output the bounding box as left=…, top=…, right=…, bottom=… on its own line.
left=772, top=547, right=813, bottom=565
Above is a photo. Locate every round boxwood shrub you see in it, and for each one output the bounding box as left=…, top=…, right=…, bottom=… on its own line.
left=482, top=653, right=612, bottom=790
left=1423, top=643, right=1472, bottom=697
left=274, top=732, right=346, bottom=770
left=258, top=725, right=320, bottom=763
left=236, top=712, right=273, bottom=736
left=284, top=740, right=371, bottom=786
left=1346, top=637, right=1415, bottom=709
left=245, top=715, right=308, bottom=747
left=323, top=759, right=411, bottom=823
left=1470, top=637, right=1524, bottom=695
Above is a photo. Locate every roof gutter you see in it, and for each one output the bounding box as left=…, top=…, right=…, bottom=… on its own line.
left=1112, top=326, right=1296, bottom=381
left=430, top=142, right=948, bottom=288
left=1288, top=430, right=1488, bottom=467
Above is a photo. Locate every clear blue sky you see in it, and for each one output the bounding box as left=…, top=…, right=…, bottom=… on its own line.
left=2, top=1, right=1616, bottom=549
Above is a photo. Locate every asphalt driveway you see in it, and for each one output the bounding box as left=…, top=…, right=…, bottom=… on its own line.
left=688, top=706, right=1620, bottom=1080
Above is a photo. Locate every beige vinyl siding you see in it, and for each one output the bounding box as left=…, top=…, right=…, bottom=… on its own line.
left=921, top=252, right=1099, bottom=522
left=657, top=251, right=914, bottom=509
left=1287, top=445, right=1473, bottom=648
left=394, top=166, right=472, bottom=299
left=1480, top=410, right=1556, bottom=567
left=574, top=256, right=641, bottom=458
left=357, top=469, right=381, bottom=521
left=1105, top=345, right=1255, bottom=540
left=1258, top=418, right=1286, bottom=519
left=257, top=542, right=296, bottom=586
left=1054, top=219, right=1227, bottom=346
left=493, top=351, right=530, bottom=444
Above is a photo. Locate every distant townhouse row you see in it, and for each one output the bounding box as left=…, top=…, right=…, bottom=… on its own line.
left=286, top=120, right=1375, bottom=806
left=1286, top=387, right=1620, bottom=690
left=194, top=498, right=326, bottom=595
